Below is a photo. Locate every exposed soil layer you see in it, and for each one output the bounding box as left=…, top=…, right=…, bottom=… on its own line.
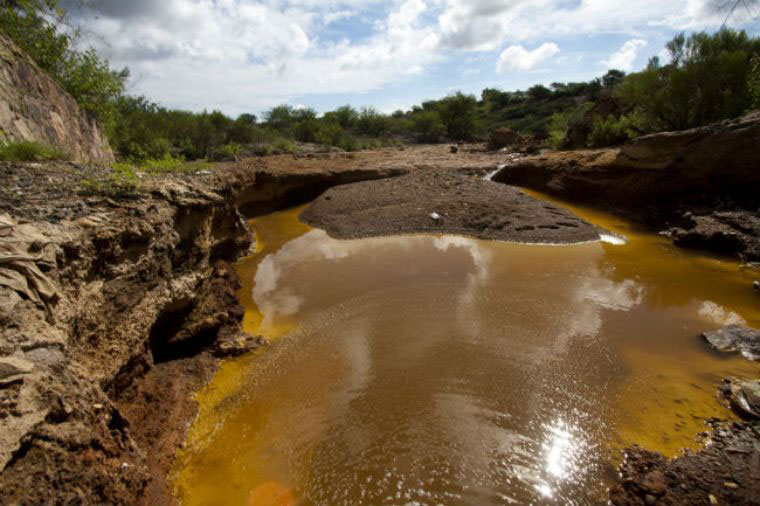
left=493, top=110, right=760, bottom=260
left=302, top=170, right=602, bottom=243
left=609, top=420, right=760, bottom=505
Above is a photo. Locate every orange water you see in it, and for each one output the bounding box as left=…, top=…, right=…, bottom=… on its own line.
left=174, top=192, right=759, bottom=505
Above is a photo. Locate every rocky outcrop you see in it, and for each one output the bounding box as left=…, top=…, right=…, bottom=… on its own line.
left=0, top=32, right=114, bottom=164
left=609, top=421, right=760, bottom=506
left=494, top=110, right=760, bottom=258
left=703, top=325, right=760, bottom=361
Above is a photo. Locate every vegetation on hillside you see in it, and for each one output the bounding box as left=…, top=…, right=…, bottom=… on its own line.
left=1, top=1, right=758, bottom=161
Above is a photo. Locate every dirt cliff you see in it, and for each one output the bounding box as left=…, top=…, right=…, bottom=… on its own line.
left=494, top=111, right=760, bottom=259
left=0, top=32, right=114, bottom=164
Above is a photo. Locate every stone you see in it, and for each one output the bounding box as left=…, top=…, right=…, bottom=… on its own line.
left=487, top=127, right=519, bottom=150
left=722, top=378, right=760, bottom=418
left=641, top=470, right=667, bottom=495
left=702, top=325, right=760, bottom=361
left=0, top=357, right=34, bottom=380
left=0, top=33, right=113, bottom=164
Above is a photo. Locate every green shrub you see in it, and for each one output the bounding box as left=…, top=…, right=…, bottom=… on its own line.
left=211, top=143, right=242, bottom=161
left=587, top=114, right=640, bottom=148
left=0, top=141, right=69, bottom=161
left=410, top=111, right=447, bottom=142
left=271, top=139, right=301, bottom=154
left=81, top=163, right=138, bottom=196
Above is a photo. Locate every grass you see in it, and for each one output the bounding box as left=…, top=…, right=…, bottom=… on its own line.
left=81, top=155, right=212, bottom=196
left=0, top=141, right=70, bottom=162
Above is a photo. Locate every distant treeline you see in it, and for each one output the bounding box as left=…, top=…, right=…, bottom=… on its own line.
left=1, top=1, right=759, bottom=162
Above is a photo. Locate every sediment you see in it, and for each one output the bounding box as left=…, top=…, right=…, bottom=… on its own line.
left=302, top=169, right=602, bottom=243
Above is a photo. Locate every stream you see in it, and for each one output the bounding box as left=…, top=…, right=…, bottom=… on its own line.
left=173, top=190, right=759, bottom=505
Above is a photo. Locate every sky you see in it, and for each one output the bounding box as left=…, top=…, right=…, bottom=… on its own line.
left=66, top=0, right=760, bottom=117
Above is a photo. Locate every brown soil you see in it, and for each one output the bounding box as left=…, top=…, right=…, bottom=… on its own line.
left=609, top=420, right=760, bottom=505
left=302, top=169, right=603, bottom=243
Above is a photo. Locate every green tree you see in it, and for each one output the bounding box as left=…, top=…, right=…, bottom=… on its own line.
left=618, top=28, right=759, bottom=131
left=437, top=92, right=478, bottom=140
left=409, top=110, right=446, bottom=142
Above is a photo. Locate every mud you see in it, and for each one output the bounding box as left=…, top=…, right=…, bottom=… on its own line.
left=302, top=169, right=602, bottom=243
left=609, top=420, right=760, bottom=505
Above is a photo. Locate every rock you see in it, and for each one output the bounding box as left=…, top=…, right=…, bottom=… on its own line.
left=0, top=356, right=34, bottom=380
left=0, top=33, right=113, bottom=164
left=754, top=280, right=759, bottom=292
left=670, top=212, right=760, bottom=259
left=450, top=145, right=458, bottom=154
left=720, top=378, right=760, bottom=418
left=430, top=212, right=441, bottom=221
left=702, top=325, right=760, bottom=361
left=494, top=111, right=760, bottom=259
left=487, top=127, right=519, bottom=150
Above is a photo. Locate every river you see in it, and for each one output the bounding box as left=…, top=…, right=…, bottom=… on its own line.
left=173, top=190, right=759, bottom=505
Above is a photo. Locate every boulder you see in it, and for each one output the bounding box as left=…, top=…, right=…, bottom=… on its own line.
left=720, top=378, right=760, bottom=418
left=487, top=127, right=519, bottom=150
left=0, top=32, right=113, bottom=164
left=702, top=325, right=760, bottom=361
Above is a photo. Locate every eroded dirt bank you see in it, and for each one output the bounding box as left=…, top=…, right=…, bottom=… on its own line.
left=0, top=147, right=516, bottom=504
left=494, top=110, right=760, bottom=260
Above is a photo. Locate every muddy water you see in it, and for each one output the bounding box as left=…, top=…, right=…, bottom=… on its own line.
left=174, top=191, right=759, bottom=506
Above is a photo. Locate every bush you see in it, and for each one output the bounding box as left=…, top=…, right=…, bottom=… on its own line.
left=210, top=143, right=242, bottom=161
left=81, top=163, right=138, bottom=196
left=617, top=29, right=760, bottom=132
left=437, top=92, right=479, bottom=140
left=0, top=141, right=69, bottom=161
left=271, top=139, right=301, bottom=154
left=587, top=114, right=639, bottom=148
left=410, top=111, right=446, bottom=143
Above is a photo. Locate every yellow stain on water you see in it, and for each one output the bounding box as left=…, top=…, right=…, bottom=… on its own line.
left=173, top=189, right=760, bottom=505
left=521, top=189, right=760, bottom=457
left=172, top=207, right=311, bottom=506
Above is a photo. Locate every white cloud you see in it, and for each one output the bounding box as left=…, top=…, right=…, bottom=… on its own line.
left=64, top=0, right=756, bottom=114
left=496, top=43, right=559, bottom=73
left=602, top=39, right=648, bottom=71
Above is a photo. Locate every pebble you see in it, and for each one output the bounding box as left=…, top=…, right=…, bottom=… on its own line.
left=753, top=281, right=759, bottom=292
left=430, top=212, right=441, bottom=221
left=709, top=494, right=718, bottom=504
left=723, top=482, right=738, bottom=489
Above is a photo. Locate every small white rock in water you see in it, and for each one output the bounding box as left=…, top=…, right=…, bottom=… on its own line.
left=599, top=234, right=627, bottom=245
left=430, top=212, right=441, bottom=221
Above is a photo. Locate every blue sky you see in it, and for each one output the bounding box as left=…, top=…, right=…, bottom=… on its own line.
left=71, top=0, right=760, bottom=117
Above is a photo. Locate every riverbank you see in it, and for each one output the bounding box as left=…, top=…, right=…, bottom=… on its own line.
left=0, top=142, right=758, bottom=504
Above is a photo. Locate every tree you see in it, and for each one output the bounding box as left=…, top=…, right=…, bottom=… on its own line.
left=527, top=84, right=552, bottom=100
left=617, top=28, right=759, bottom=131
left=410, top=110, right=446, bottom=143
left=602, top=69, right=626, bottom=88
left=437, top=92, right=478, bottom=140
